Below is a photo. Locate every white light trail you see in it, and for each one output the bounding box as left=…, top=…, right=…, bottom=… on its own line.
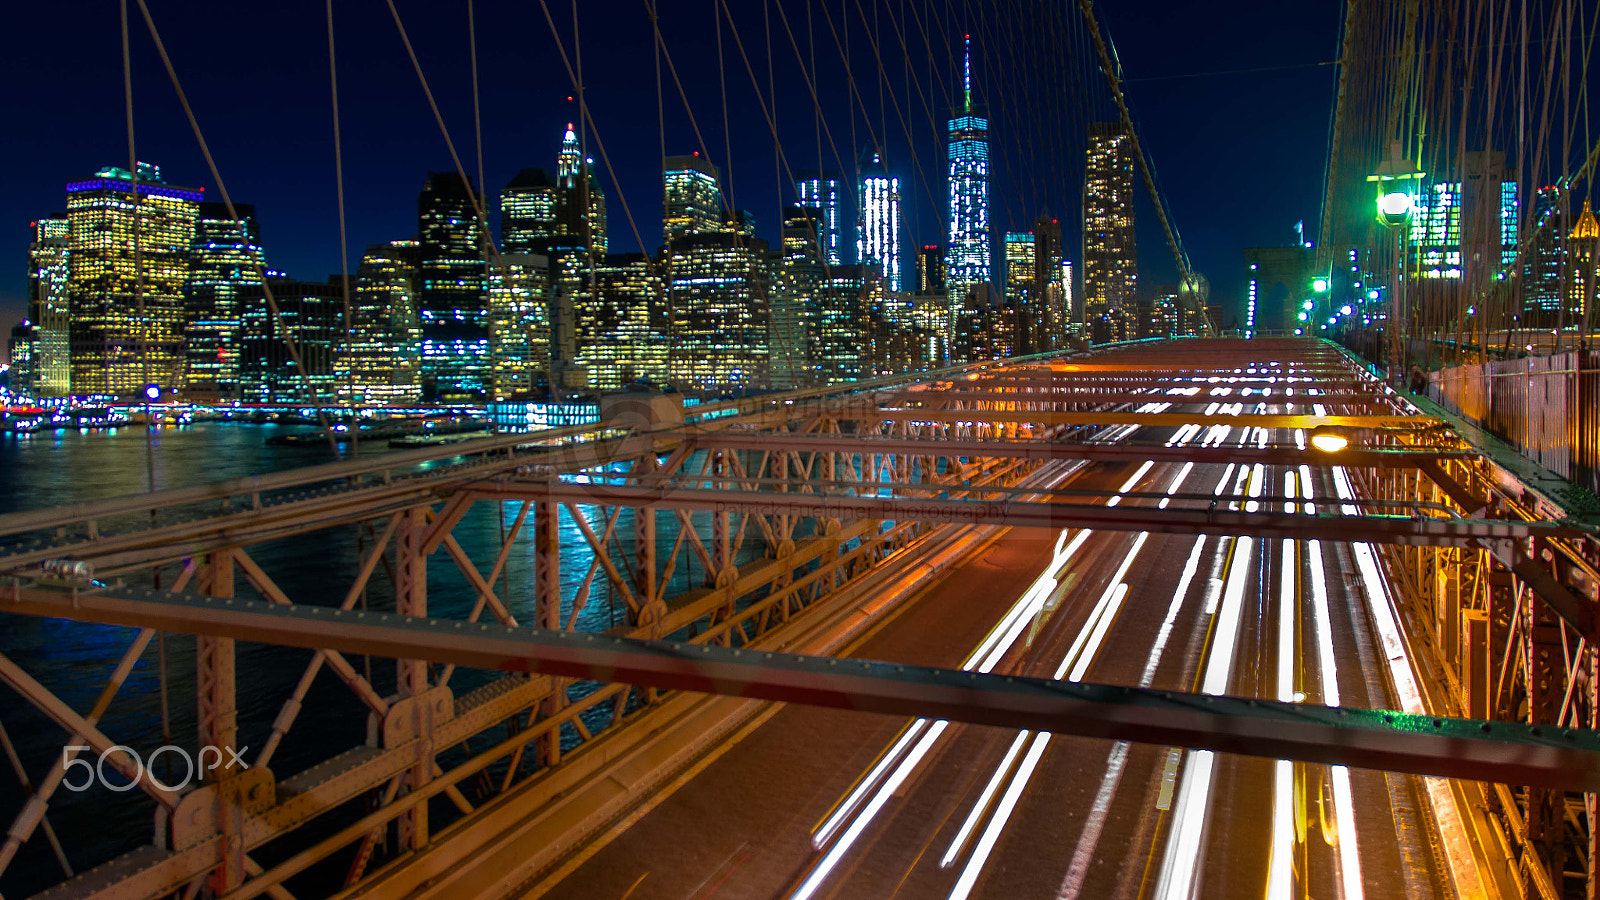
left=940, top=730, right=1030, bottom=868
left=1330, top=468, right=1483, bottom=898
left=946, top=732, right=1053, bottom=900
left=1054, top=534, right=1149, bottom=680
left=812, top=720, right=930, bottom=848
left=791, top=720, right=951, bottom=900
left=1265, top=539, right=1296, bottom=899
left=1308, top=538, right=1365, bottom=900
left=1200, top=537, right=1254, bottom=696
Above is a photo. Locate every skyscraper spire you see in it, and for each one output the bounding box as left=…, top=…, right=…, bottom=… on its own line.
left=558, top=122, right=581, bottom=180
left=963, top=34, right=972, bottom=114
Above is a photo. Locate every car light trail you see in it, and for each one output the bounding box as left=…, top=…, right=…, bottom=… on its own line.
left=945, top=732, right=1053, bottom=900
left=1154, top=533, right=1257, bottom=900
left=940, top=730, right=1031, bottom=868
left=1308, top=538, right=1365, bottom=900
left=1054, top=534, right=1149, bottom=680
left=1056, top=534, right=1210, bottom=899
left=1331, top=467, right=1484, bottom=899
left=1265, top=538, right=1296, bottom=900
left=811, top=719, right=932, bottom=849
left=790, top=720, right=951, bottom=900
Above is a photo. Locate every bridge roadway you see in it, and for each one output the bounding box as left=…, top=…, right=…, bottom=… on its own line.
left=531, top=412, right=1465, bottom=897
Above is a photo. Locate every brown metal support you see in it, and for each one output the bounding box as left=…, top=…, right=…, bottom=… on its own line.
left=1525, top=583, right=1568, bottom=894
left=393, top=506, right=429, bottom=851
left=533, top=500, right=564, bottom=765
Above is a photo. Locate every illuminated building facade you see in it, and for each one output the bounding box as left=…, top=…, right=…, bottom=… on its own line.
left=1411, top=152, right=1517, bottom=282
left=417, top=171, right=489, bottom=401
left=774, top=206, right=824, bottom=388
left=667, top=229, right=770, bottom=390
left=811, top=264, right=866, bottom=384
left=26, top=216, right=71, bottom=396
left=1524, top=187, right=1567, bottom=317
left=501, top=168, right=560, bottom=253
left=1004, top=232, right=1034, bottom=353
left=663, top=155, right=723, bottom=244
left=7, top=322, right=36, bottom=395
left=1570, top=201, right=1599, bottom=322
left=66, top=163, right=200, bottom=397
left=339, top=239, right=422, bottom=405
left=185, top=202, right=266, bottom=399
left=1083, top=123, right=1137, bottom=340
left=917, top=243, right=946, bottom=295
left=858, top=148, right=901, bottom=292
left=588, top=253, right=668, bottom=389
left=488, top=252, right=552, bottom=399
left=795, top=170, right=847, bottom=265
left=1031, top=217, right=1066, bottom=353
left=239, top=278, right=341, bottom=404
left=946, top=35, right=991, bottom=299
left=556, top=123, right=608, bottom=258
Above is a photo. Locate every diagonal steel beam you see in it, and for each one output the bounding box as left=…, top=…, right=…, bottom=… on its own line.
left=473, top=482, right=1579, bottom=546
left=2, top=582, right=1597, bottom=791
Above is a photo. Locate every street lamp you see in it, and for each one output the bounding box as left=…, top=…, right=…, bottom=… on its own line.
left=143, top=384, right=162, bottom=402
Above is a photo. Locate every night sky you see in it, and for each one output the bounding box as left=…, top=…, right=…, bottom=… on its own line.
left=0, top=1, right=1340, bottom=361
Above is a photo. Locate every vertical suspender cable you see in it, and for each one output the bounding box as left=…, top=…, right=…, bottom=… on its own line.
left=329, top=0, right=356, bottom=455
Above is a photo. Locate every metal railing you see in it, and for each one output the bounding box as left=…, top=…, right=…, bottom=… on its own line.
left=1427, top=350, right=1600, bottom=494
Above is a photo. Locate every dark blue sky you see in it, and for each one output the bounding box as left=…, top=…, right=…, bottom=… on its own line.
left=1, top=1, right=1339, bottom=359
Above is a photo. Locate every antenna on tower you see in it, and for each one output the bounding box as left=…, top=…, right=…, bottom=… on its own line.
left=963, top=34, right=972, bottom=114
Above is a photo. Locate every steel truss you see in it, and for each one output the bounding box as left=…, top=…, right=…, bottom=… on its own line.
left=0, top=338, right=1594, bottom=898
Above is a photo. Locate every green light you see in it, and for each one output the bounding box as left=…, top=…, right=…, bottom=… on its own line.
left=1297, top=312, right=1308, bottom=321
left=1312, top=277, right=1329, bottom=292
left=1378, top=191, right=1412, bottom=217
left=1302, top=300, right=1314, bottom=310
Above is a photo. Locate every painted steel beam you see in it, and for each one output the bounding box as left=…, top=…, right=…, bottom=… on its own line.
left=3, top=582, right=1597, bottom=791
left=473, top=482, right=1577, bottom=546
left=691, top=432, right=1473, bottom=468
left=866, top=410, right=1434, bottom=428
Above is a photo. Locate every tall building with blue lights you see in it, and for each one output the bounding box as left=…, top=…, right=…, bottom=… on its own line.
left=946, top=35, right=990, bottom=300
left=796, top=170, right=847, bottom=266
left=858, top=147, right=901, bottom=292
left=417, top=171, right=489, bottom=401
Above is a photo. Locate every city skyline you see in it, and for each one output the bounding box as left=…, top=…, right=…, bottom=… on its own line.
left=0, top=2, right=1343, bottom=359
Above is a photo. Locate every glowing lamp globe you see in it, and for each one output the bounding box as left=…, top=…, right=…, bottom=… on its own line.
left=1312, top=277, right=1330, bottom=293
left=1377, top=191, right=1413, bottom=225
left=143, top=384, right=162, bottom=402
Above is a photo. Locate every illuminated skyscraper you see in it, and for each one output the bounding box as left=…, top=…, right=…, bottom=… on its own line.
left=1083, top=123, right=1137, bottom=337
left=488, top=252, right=552, bottom=399
left=66, top=163, right=200, bottom=397
left=1032, top=217, right=1067, bottom=352
left=7, top=322, right=36, bottom=396
left=1524, top=188, right=1567, bottom=317
left=796, top=170, right=847, bottom=265
left=185, top=202, right=266, bottom=399
left=1411, top=152, right=1518, bottom=282
left=663, top=154, right=724, bottom=244
left=1570, top=201, right=1599, bottom=321
left=1004, top=232, right=1035, bottom=354
left=501, top=168, right=561, bottom=253
left=917, top=244, right=946, bottom=295
left=946, top=35, right=991, bottom=300
left=339, top=239, right=422, bottom=405
left=26, top=216, right=70, bottom=396
left=858, top=147, right=902, bottom=292
left=812, top=265, right=866, bottom=384
left=239, top=277, right=341, bottom=404
left=417, top=171, right=489, bottom=401
left=667, top=228, right=769, bottom=390
left=556, top=123, right=608, bottom=257
left=588, top=253, right=669, bottom=388
left=775, top=205, right=825, bottom=387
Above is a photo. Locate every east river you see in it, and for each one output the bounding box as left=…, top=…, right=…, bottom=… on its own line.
left=0, top=423, right=757, bottom=891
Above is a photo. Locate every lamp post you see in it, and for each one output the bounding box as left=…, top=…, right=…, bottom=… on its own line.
left=1367, top=147, right=1423, bottom=383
